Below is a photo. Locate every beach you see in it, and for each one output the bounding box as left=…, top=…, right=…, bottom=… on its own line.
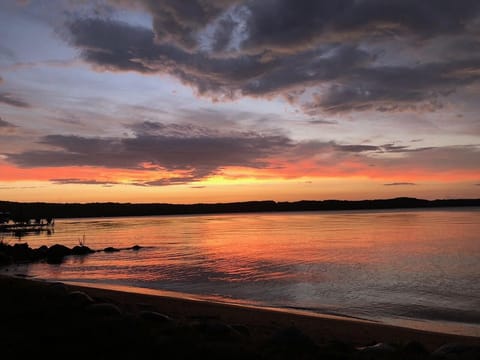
left=1, top=274, right=479, bottom=359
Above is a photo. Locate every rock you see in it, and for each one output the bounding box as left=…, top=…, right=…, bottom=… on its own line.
left=46, top=244, right=71, bottom=264
left=103, top=247, right=120, bottom=253
left=32, top=245, right=48, bottom=261
left=49, top=282, right=69, bottom=297
left=139, top=311, right=173, bottom=323
left=401, top=341, right=429, bottom=356
left=433, top=343, right=480, bottom=359
left=358, top=342, right=396, bottom=353
left=231, top=324, right=250, bottom=337
left=130, top=245, right=142, bottom=251
left=68, top=291, right=95, bottom=307
left=192, top=321, right=240, bottom=339
left=71, top=245, right=95, bottom=255
left=268, top=325, right=316, bottom=349
left=11, top=243, right=33, bottom=262
left=0, top=251, right=12, bottom=266
left=87, top=303, right=123, bottom=317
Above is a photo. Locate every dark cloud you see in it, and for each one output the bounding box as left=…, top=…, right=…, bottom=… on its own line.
left=6, top=122, right=293, bottom=183
left=0, top=117, right=17, bottom=134
left=0, top=92, right=30, bottom=108
left=308, top=119, right=337, bottom=125
left=0, top=117, right=15, bottom=128
left=140, top=0, right=237, bottom=50
left=65, top=0, right=480, bottom=114
left=333, top=143, right=378, bottom=152
left=50, top=178, right=118, bottom=186
left=4, top=119, right=479, bottom=184
left=242, top=0, right=480, bottom=51
left=384, top=182, right=417, bottom=186
left=304, top=60, right=480, bottom=113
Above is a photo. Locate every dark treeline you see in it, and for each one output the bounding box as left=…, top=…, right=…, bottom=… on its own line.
left=0, top=197, right=479, bottom=220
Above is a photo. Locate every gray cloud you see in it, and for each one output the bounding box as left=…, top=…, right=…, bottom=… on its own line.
left=304, top=60, right=480, bottom=113
left=6, top=122, right=293, bottom=183
left=0, top=92, right=30, bottom=108
left=308, top=119, right=337, bottom=125
left=4, top=120, right=479, bottom=185
left=0, top=117, right=15, bottom=128
left=65, top=0, right=480, bottom=114
left=384, top=182, right=417, bottom=186
left=0, top=117, right=17, bottom=134
left=50, top=178, right=118, bottom=186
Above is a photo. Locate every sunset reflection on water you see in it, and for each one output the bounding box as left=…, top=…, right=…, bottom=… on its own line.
left=4, top=209, right=480, bottom=336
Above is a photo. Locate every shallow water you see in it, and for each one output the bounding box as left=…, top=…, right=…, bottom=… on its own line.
left=3, top=208, right=480, bottom=336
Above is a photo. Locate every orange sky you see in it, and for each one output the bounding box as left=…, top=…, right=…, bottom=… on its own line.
left=0, top=1, right=479, bottom=203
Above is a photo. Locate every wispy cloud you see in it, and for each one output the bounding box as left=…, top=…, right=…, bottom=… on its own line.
left=384, top=182, right=417, bottom=186
left=50, top=178, right=118, bottom=186
left=0, top=92, right=30, bottom=108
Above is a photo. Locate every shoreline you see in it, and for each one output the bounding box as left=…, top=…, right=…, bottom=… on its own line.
left=63, top=279, right=480, bottom=338
left=2, top=274, right=479, bottom=357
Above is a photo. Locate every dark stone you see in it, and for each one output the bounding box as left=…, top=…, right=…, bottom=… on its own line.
left=68, top=291, right=95, bottom=308
left=433, top=343, right=480, bottom=359
left=103, top=247, right=120, bottom=253
left=71, top=245, right=94, bottom=255
left=130, top=245, right=142, bottom=251
left=87, top=303, right=123, bottom=317
left=192, top=321, right=240, bottom=340
left=11, top=243, right=33, bottom=262
left=46, top=244, right=71, bottom=264
left=139, top=311, right=172, bottom=323
left=49, top=282, right=69, bottom=297
left=268, top=325, right=316, bottom=349
left=231, top=324, right=250, bottom=337
left=402, top=341, right=429, bottom=356
left=0, top=251, right=12, bottom=266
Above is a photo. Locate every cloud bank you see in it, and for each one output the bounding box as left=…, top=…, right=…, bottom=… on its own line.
left=62, top=0, right=480, bottom=113
left=5, top=121, right=479, bottom=186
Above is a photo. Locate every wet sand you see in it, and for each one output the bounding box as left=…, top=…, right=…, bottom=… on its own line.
left=1, top=274, right=479, bottom=359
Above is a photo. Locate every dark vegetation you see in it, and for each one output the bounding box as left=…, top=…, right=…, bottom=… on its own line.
left=1, top=197, right=479, bottom=220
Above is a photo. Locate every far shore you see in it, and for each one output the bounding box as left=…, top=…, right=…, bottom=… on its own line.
left=1, top=197, right=479, bottom=221
left=1, top=273, right=479, bottom=359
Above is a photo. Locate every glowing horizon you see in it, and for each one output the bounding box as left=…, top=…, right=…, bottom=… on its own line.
left=1, top=1, right=479, bottom=203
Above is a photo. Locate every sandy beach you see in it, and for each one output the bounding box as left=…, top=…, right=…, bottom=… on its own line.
left=1, top=274, right=479, bottom=359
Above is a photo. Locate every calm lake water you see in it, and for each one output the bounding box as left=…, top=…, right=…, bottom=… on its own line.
left=3, top=208, right=480, bottom=336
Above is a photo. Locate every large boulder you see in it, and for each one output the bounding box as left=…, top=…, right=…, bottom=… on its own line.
left=11, top=243, right=33, bottom=262
left=0, top=251, right=12, bottom=266
left=46, top=244, right=71, bottom=264
left=87, top=303, right=123, bottom=317
left=71, top=245, right=95, bottom=255
left=68, top=291, right=95, bottom=308
left=433, top=343, right=480, bottom=359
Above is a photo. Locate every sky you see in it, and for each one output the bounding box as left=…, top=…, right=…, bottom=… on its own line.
left=0, top=0, right=479, bottom=203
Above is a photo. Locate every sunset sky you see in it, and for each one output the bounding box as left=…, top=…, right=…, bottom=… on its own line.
left=0, top=0, right=479, bottom=203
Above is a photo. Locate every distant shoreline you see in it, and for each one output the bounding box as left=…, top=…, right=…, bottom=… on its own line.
left=1, top=197, right=479, bottom=220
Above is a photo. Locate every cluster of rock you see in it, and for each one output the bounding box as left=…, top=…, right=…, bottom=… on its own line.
left=42, top=282, right=480, bottom=360
left=0, top=242, right=142, bottom=265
